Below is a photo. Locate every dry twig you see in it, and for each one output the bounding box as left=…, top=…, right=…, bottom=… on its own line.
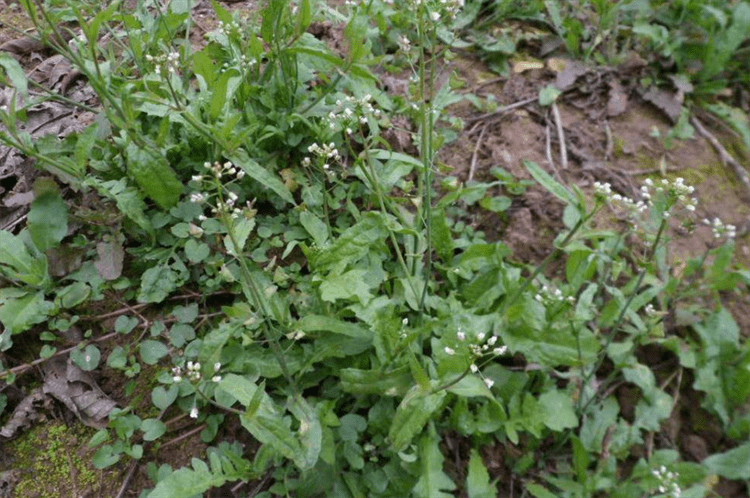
left=464, top=97, right=537, bottom=124
left=551, top=102, right=568, bottom=169
left=468, top=124, right=487, bottom=181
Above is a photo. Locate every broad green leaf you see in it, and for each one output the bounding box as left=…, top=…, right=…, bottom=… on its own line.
left=447, top=375, right=495, bottom=400
left=0, top=53, right=28, bottom=99
left=297, top=315, right=370, bottom=340
left=538, top=390, right=578, bottom=431
left=83, top=178, right=152, bottom=235
left=527, top=482, right=559, bottom=498
left=70, top=345, right=101, bottom=371
left=340, top=366, right=412, bottom=396
left=0, top=291, right=54, bottom=336
left=310, top=213, right=387, bottom=274
left=147, top=461, right=229, bottom=498
left=287, top=396, right=322, bottom=470
left=703, top=440, right=750, bottom=479
left=151, top=385, right=179, bottom=410
left=389, top=387, right=446, bottom=451
left=126, top=143, right=183, bottom=210
left=138, top=263, right=182, bottom=303
left=27, top=183, right=67, bottom=252
left=0, top=230, right=49, bottom=288
left=141, top=419, right=167, bottom=441
left=571, top=436, right=589, bottom=485
left=412, top=424, right=456, bottom=498
left=467, top=449, right=495, bottom=498
left=184, top=239, right=210, bottom=263
left=299, top=210, right=329, bottom=247
left=538, top=84, right=561, bottom=106
left=524, top=159, right=577, bottom=206
left=229, top=149, right=294, bottom=205
left=319, top=269, right=373, bottom=303
left=140, top=340, right=168, bottom=365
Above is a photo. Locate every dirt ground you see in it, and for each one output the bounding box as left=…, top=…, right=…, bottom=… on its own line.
left=1, top=1, right=749, bottom=497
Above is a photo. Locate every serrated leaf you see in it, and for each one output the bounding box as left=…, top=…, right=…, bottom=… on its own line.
left=83, top=178, right=152, bottom=235
left=412, top=424, right=456, bottom=498
left=389, top=387, right=446, bottom=451
left=467, top=449, right=495, bottom=498
left=223, top=217, right=255, bottom=256
left=147, top=462, right=228, bottom=498
left=229, top=149, right=293, bottom=205
left=126, top=143, right=183, bottom=209
left=431, top=209, right=454, bottom=264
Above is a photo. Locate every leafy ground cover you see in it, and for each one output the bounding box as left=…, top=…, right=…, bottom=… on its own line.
left=0, top=0, right=750, bottom=497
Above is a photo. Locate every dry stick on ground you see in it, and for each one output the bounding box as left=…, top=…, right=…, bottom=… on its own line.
left=114, top=461, right=138, bottom=498
left=160, top=423, right=207, bottom=449
left=551, top=102, right=568, bottom=170
left=691, top=115, right=750, bottom=200
left=545, top=122, right=562, bottom=183
left=468, top=123, right=488, bottom=181
left=463, top=97, right=537, bottom=124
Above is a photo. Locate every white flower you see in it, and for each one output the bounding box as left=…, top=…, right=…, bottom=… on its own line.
left=430, top=11, right=441, bottom=21
left=457, top=331, right=466, bottom=341
left=190, top=406, right=199, bottom=418
left=214, top=362, right=221, bottom=372
left=470, top=364, right=478, bottom=373
left=212, top=375, right=222, bottom=383
left=487, top=336, right=497, bottom=346
left=444, top=347, right=455, bottom=355
left=483, top=378, right=494, bottom=388
left=493, top=346, right=508, bottom=355
left=477, top=332, right=486, bottom=341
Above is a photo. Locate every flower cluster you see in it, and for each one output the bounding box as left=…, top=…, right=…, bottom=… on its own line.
left=444, top=329, right=508, bottom=389
left=145, top=51, right=180, bottom=75
left=594, top=177, right=697, bottom=223
left=190, top=161, right=251, bottom=219
left=651, top=465, right=681, bottom=498
left=172, top=361, right=222, bottom=384
left=535, top=283, right=576, bottom=306
left=221, top=54, right=256, bottom=74
left=217, top=20, right=241, bottom=38
left=406, top=0, right=465, bottom=22
left=326, top=94, right=382, bottom=134
left=302, top=142, right=342, bottom=172
left=702, top=217, right=737, bottom=240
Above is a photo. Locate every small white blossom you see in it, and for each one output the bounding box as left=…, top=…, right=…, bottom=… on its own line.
left=483, top=378, right=494, bottom=388
left=190, top=406, right=199, bottom=418
left=444, top=347, right=455, bottom=355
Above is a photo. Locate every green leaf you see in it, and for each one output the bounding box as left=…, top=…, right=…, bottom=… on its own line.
left=412, top=424, right=456, bottom=498
left=184, top=239, right=210, bottom=263
left=70, top=345, right=101, bottom=371
left=467, top=449, right=495, bottom=498
left=431, top=209, right=454, bottom=264
left=27, top=183, right=68, bottom=252
left=0, top=53, right=28, bottom=99
left=339, top=366, right=412, bottom=396
left=223, top=217, right=255, bottom=256
left=310, top=213, right=386, bottom=274
left=126, top=143, right=183, bottom=210
left=703, top=441, right=750, bottom=479
left=147, top=460, right=230, bottom=498
left=538, top=84, right=561, bottom=106
left=299, top=210, right=329, bottom=247
left=319, top=269, right=373, bottom=303
left=0, top=230, right=49, bottom=288
left=141, top=419, right=167, bottom=441
left=219, top=374, right=320, bottom=470
left=138, top=263, right=181, bottom=304
left=229, top=149, right=294, bottom=205
left=83, top=178, right=152, bottom=235
left=0, top=291, right=54, bottom=336
left=524, top=160, right=577, bottom=206
left=571, top=436, right=589, bottom=484
left=389, top=387, right=446, bottom=451
left=140, top=340, right=168, bottom=365
left=538, top=390, right=578, bottom=431
left=297, top=315, right=370, bottom=340
left=527, top=482, right=558, bottom=498
left=151, top=385, right=179, bottom=410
